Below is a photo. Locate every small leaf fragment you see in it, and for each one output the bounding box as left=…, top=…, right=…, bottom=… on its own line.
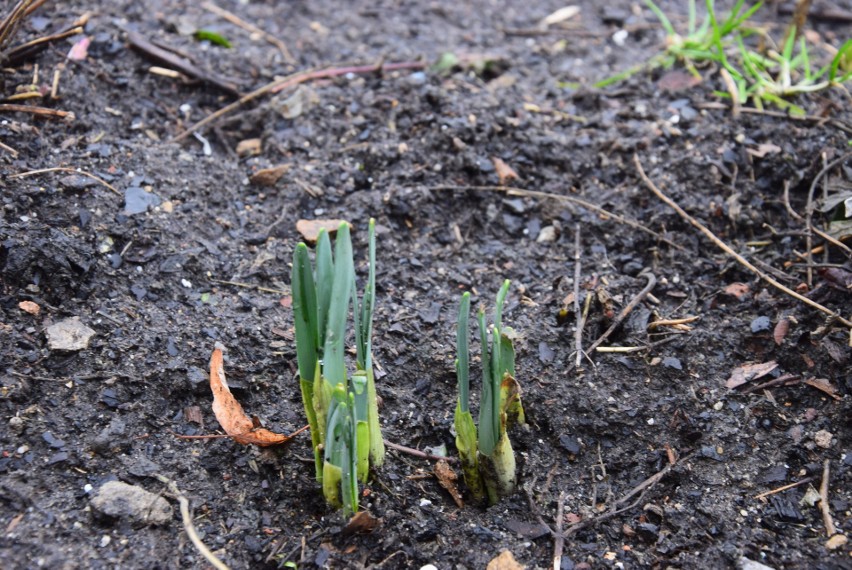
left=194, top=29, right=232, bottom=48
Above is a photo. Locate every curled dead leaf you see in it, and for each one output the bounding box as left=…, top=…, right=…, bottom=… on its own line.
left=342, top=510, right=381, bottom=535
left=209, top=345, right=306, bottom=446
left=434, top=460, right=464, bottom=508
left=725, top=361, right=778, bottom=390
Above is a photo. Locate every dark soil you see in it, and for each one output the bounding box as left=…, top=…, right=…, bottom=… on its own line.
left=1, top=1, right=851, bottom=568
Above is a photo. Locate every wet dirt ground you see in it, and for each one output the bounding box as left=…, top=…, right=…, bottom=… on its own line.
left=1, top=0, right=851, bottom=568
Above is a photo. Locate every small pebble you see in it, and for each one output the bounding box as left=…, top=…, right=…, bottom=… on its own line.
left=814, top=430, right=833, bottom=448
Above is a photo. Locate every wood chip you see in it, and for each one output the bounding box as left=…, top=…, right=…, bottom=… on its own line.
left=487, top=550, right=525, bottom=570
left=236, top=138, right=261, bottom=157
left=492, top=157, right=519, bottom=185
left=18, top=300, right=40, bottom=315
left=773, top=317, right=790, bottom=345
left=723, top=282, right=749, bottom=299
left=250, top=164, right=290, bottom=187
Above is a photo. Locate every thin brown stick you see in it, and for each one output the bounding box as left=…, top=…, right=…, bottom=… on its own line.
left=154, top=474, right=230, bottom=570
left=384, top=440, right=457, bottom=463
left=430, top=185, right=683, bottom=250
left=583, top=272, right=657, bottom=358
left=753, top=476, right=815, bottom=500
left=0, top=138, right=18, bottom=157
left=208, top=278, right=286, bottom=295
left=719, top=67, right=740, bottom=118
left=783, top=0, right=812, bottom=46
left=9, top=166, right=120, bottom=196
left=126, top=30, right=241, bottom=97
left=0, top=104, right=73, bottom=120
left=819, top=459, right=836, bottom=537
left=635, top=154, right=852, bottom=329
left=3, top=25, right=83, bottom=64
left=173, top=60, right=425, bottom=142
left=695, top=102, right=852, bottom=135
left=805, top=152, right=852, bottom=287
left=552, top=491, right=566, bottom=570
left=201, top=1, right=295, bottom=64
left=563, top=452, right=693, bottom=537
left=573, top=224, right=583, bottom=369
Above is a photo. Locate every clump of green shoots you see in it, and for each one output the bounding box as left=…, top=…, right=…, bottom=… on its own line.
left=596, top=0, right=852, bottom=115
left=291, top=220, right=384, bottom=515
left=455, top=280, right=525, bottom=505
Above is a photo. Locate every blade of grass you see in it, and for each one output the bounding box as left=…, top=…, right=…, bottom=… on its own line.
left=315, top=230, right=334, bottom=350
left=322, top=223, right=353, bottom=387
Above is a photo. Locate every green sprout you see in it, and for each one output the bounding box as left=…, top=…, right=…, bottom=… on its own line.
left=291, top=220, right=383, bottom=514
left=595, top=0, right=852, bottom=114
left=455, top=280, right=525, bottom=504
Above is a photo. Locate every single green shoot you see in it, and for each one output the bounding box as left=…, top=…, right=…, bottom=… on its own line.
left=454, top=292, right=484, bottom=500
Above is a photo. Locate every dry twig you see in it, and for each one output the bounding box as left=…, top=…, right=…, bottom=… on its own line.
left=173, top=60, right=425, bottom=141
left=201, top=1, right=295, bottom=64
left=552, top=491, right=566, bottom=570
left=154, top=474, right=230, bottom=570
left=819, top=459, right=836, bottom=537
left=635, top=154, right=852, bottom=330
left=384, top=440, right=457, bottom=463
left=430, top=185, right=683, bottom=250
left=9, top=166, right=120, bottom=195
left=753, top=476, right=815, bottom=500
left=572, top=224, right=584, bottom=369
left=579, top=271, right=658, bottom=366
left=0, top=104, right=73, bottom=120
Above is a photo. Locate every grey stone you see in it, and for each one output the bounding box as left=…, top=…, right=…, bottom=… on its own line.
left=46, top=317, right=96, bottom=351
left=90, top=481, right=172, bottom=525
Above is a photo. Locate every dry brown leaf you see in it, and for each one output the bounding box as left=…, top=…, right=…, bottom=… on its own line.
left=487, top=550, right=525, bottom=570
left=209, top=345, right=305, bottom=446
left=434, top=460, right=464, bottom=508
left=492, top=157, right=519, bottom=186
left=725, top=361, right=778, bottom=389
left=249, top=164, right=290, bottom=187
left=342, top=510, right=382, bottom=535
left=18, top=300, right=40, bottom=315
left=296, top=219, right=347, bottom=244
left=804, top=378, right=841, bottom=401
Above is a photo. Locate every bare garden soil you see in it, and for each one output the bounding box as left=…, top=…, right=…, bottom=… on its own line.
left=1, top=0, right=851, bottom=568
